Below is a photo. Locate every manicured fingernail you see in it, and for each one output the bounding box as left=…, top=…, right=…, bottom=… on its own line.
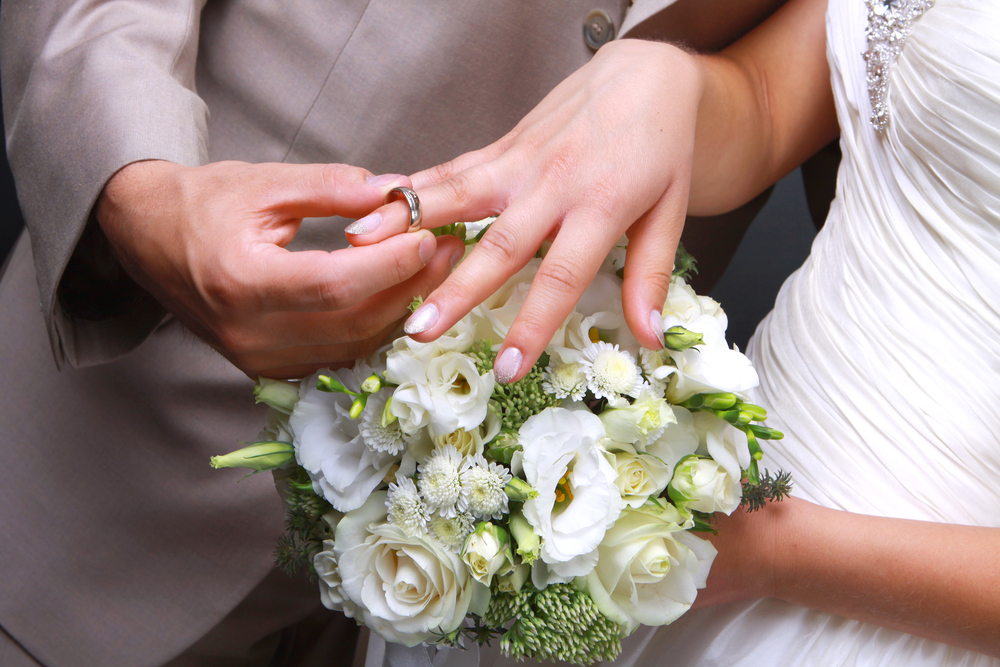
left=418, top=236, right=436, bottom=264
left=493, top=347, right=523, bottom=384
left=649, top=308, right=664, bottom=348
left=404, top=303, right=439, bottom=335
left=449, top=245, right=465, bottom=269
left=345, top=212, right=382, bottom=235
left=367, top=173, right=405, bottom=187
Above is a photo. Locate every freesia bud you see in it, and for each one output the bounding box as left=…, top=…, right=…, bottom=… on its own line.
left=741, top=403, right=768, bottom=421
left=349, top=394, right=367, bottom=419
left=701, top=393, right=737, bottom=410
left=663, top=326, right=703, bottom=351
left=506, top=508, right=540, bottom=564
left=210, top=441, right=294, bottom=471
left=317, top=375, right=359, bottom=396
left=381, top=396, right=398, bottom=427
left=254, top=378, right=300, bottom=414
left=361, top=373, right=383, bottom=394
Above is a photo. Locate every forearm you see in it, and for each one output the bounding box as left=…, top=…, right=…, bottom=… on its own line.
left=775, top=501, right=1000, bottom=657
left=686, top=0, right=838, bottom=215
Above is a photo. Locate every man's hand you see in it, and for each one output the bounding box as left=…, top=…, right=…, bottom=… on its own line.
left=96, top=160, right=465, bottom=378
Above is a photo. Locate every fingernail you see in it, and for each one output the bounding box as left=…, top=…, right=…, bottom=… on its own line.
left=345, top=212, right=383, bottom=235
left=493, top=347, right=523, bottom=385
left=649, top=308, right=664, bottom=348
left=367, top=173, right=405, bottom=187
left=418, top=235, right=436, bottom=264
left=449, top=245, right=465, bottom=269
left=404, top=303, right=439, bottom=335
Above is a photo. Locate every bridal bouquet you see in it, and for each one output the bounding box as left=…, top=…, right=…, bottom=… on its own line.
left=212, top=223, right=790, bottom=664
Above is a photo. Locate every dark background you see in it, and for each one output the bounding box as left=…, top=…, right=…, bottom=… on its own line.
left=0, top=81, right=816, bottom=351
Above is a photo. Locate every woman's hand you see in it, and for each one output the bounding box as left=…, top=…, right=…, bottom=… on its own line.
left=97, top=160, right=465, bottom=379
left=348, top=39, right=705, bottom=382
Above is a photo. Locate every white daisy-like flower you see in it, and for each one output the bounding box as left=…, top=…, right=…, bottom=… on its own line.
left=542, top=360, right=587, bottom=401
left=360, top=388, right=413, bottom=456
left=460, top=454, right=513, bottom=520
left=417, top=445, right=469, bottom=518
left=427, top=512, right=476, bottom=553
left=579, top=341, right=646, bottom=406
left=640, top=348, right=674, bottom=397
left=386, top=475, right=427, bottom=537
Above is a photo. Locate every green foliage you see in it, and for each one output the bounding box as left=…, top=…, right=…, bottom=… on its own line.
left=273, top=467, right=332, bottom=578
left=740, top=469, right=794, bottom=512
left=673, top=242, right=698, bottom=281
left=478, top=583, right=623, bottom=665
left=468, top=341, right=562, bottom=432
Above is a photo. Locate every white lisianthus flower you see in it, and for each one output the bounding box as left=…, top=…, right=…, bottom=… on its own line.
left=461, top=453, right=512, bottom=520
left=542, top=360, right=588, bottom=401
left=360, top=388, right=414, bottom=456
left=290, top=366, right=397, bottom=513
left=691, top=412, right=751, bottom=485
left=462, top=522, right=515, bottom=586
left=388, top=313, right=477, bottom=366
left=669, top=456, right=742, bottom=515
left=579, top=342, right=646, bottom=407
left=520, top=408, right=623, bottom=583
left=428, top=512, right=476, bottom=554
left=388, top=351, right=494, bottom=437
left=386, top=475, right=428, bottom=536
left=431, top=409, right=501, bottom=459
left=418, top=445, right=469, bottom=518
left=599, top=390, right=676, bottom=448
left=334, top=492, right=489, bottom=647
left=254, top=377, right=300, bottom=414
left=605, top=441, right=673, bottom=509
left=651, top=344, right=759, bottom=404
left=579, top=502, right=717, bottom=633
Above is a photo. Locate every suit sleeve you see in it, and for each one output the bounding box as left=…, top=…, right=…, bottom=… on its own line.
left=0, top=0, right=209, bottom=368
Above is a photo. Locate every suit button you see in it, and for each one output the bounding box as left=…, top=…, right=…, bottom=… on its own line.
left=583, top=9, right=615, bottom=51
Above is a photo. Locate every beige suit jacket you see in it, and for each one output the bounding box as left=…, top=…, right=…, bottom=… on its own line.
left=0, top=1, right=677, bottom=665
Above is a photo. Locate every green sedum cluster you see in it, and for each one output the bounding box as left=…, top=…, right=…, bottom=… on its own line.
left=481, top=583, right=623, bottom=665
left=468, top=341, right=562, bottom=432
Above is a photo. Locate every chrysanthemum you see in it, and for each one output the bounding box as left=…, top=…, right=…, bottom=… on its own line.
left=360, top=388, right=413, bottom=456
left=417, top=445, right=469, bottom=517
left=427, top=512, right=476, bottom=553
left=542, top=361, right=587, bottom=401
left=579, top=342, right=646, bottom=405
left=386, top=475, right=427, bottom=537
left=640, top=348, right=675, bottom=398
left=461, top=454, right=513, bottom=520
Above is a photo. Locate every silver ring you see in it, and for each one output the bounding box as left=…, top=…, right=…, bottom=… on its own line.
left=385, top=186, right=422, bottom=232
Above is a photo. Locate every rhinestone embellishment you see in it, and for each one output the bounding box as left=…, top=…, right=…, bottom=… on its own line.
left=863, top=0, right=934, bottom=132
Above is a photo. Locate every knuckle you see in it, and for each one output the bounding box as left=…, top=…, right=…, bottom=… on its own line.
left=536, top=258, right=584, bottom=295
left=427, top=159, right=457, bottom=185
left=542, top=148, right=576, bottom=184
left=343, top=307, right=390, bottom=343
left=476, top=224, right=521, bottom=267
left=440, top=171, right=475, bottom=210
left=314, top=274, right=346, bottom=311
left=581, top=179, right=625, bottom=220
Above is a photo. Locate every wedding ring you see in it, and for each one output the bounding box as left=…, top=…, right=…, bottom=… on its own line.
left=385, top=186, right=422, bottom=232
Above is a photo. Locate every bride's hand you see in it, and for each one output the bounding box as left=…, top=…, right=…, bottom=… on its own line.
left=347, top=39, right=705, bottom=382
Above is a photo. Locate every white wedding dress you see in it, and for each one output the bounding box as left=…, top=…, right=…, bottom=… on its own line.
left=481, top=0, right=1000, bottom=665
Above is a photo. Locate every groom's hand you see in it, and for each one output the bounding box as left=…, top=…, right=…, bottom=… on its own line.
left=96, top=160, right=465, bottom=378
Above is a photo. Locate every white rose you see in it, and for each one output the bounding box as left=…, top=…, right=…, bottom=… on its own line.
left=669, top=456, right=742, bottom=515
left=432, top=409, right=501, bottom=458
left=605, top=441, right=673, bottom=509
left=579, top=503, right=717, bottom=633
left=335, top=492, right=490, bottom=647
left=662, top=275, right=728, bottom=334
left=519, top=408, right=623, bottom=583
left=599, top=391, right=676, bottom=448
left=290, top=366, right=397, bottom=513
left=691, top=412, right=751, bottom=484
left=461, top=522, right=515, bottom=586
left=389, top=351, right=495, bottom=437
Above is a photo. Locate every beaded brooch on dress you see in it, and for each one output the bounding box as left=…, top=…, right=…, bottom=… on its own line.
left=863, top=0, right=935, bottom=132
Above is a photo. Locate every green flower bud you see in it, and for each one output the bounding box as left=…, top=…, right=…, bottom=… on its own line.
left=381, top=396, right=397, bottom=427
left=316, top=375, right=358, bottom=396
left=504, top=476, right=539, bottom=501
left=360, top=373, right=382, bottom=394
left=507, top=507, right=540, bottom=564
left=701, top=392, right=738, bottom=410
left=210, top=441, right=294, bottom=471
left=254, top=378, right=300, bottom=414
left=663, top=325, right=703, bottom=351
left=749, top=424, right=784, bottom=440
left=496, top=562, right=531, bottom=593
left=349, top=394, right=368, bottom=419
left=741, top=403, right=768, bottom=421
left=737, top=411, right=753, bottom=425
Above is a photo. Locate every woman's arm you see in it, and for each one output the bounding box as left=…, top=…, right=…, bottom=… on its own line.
left=698, top=497, right=1000, bottom=657
left=354, top=0, right=837, bottom=382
